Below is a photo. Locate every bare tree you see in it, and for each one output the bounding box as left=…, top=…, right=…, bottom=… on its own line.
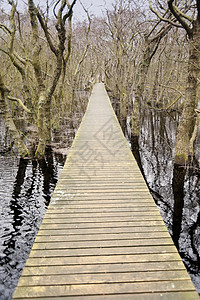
left=132, top=1, right=176, bottom=136
left=0, top=73, right=30, bottom=156
left=149, top=0, right=200, bottom=164
left=103, top=0, right=138, bottom=132
left=0, top=0, right=77, bottom=157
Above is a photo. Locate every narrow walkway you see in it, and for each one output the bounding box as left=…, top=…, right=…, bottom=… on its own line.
left=13, top=83, right=199, bottom=299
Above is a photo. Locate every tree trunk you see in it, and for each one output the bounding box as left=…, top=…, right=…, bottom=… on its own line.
left=119, top=92, right=127, bottom=134
left=1, top=91, right=29, bottom=157
left=172, top=164, right=186, bottom=248
left=133, top=41, right=151, bottom=136
left=175, top=20, right=200, bottom=164
left=35, top=91, right=48, bottom=157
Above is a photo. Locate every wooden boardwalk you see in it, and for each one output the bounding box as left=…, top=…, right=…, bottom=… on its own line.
left=13, top=83, right=199, bottom=299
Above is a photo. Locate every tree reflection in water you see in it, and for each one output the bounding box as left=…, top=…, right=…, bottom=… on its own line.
left=133, top=108, right=200, bottom=293
left=0, top=151, right=66, bottom=300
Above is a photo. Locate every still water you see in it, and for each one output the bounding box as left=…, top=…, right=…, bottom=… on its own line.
left=0, top=150, right=66, bottom=300
left=0, top=108, right=200, bottom=299
left=135, top=108, right=200, bottom=293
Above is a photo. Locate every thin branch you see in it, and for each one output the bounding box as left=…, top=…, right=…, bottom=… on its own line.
left=35, top=5, right=58, bottom=56
left=150, top=23, right=171, bottom=43
left=17, top=11, right=32, bottom=67
left=57, top=0, right=67, bottom=23
left=7, top=96, right=32, bottom=113
left=159, top=83, right=183, bottom=94
left=28, top=0, right=44, bottom=88
left=0, top=48, right=9, bottom=56
left=53, top=0, right=61, bottom=18
left=8, top=1, right=17, bottom=56
left=147, top=18, right=163, bottom=38
left=6, top=2, right=26, bottom=77
left=13, top=51, right=26, bottom=65
left=63, top=0, right=77, bottom=23
left=173, top=4, right=193, bottom=22
left=0, top=24, right=11, bottom=35
left=148, top=0, right=182, bottom=28
left=168, top=0, right=193, bottom=37
left=64, top=11, right=72, bottom=63
left=74, top=2, right=91, bottom=77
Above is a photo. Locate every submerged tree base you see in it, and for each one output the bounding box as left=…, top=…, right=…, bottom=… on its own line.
left=172, top=164, right=186, bottom=248
left=175, top=153, right=188, bottom=165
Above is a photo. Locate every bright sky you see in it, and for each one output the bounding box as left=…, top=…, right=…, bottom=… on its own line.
left=0, top=0, right=115, bottom=21
left=74, top=0, right=115, bottom=21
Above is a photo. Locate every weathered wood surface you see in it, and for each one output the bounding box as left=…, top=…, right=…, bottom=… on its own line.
left=13, top=83, right=199, bottom=299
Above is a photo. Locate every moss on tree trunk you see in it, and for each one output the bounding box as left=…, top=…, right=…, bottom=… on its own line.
left=175, top=20, right=200, bottom=164
left=35, top=91, right=49, bottom=157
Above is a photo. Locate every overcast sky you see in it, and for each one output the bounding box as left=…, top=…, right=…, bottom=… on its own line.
left=74, top=0, right=114, bottom=21
left=0, top=0, right=115, bottom=21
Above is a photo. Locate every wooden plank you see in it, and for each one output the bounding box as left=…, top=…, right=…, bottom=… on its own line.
left=55, top=176, right=146, bottom=181
left=41, top=217, right=163, bottom=224
left=50, top=189, right=152, bottom=193
left=29, top=245, right=176, bottom=257
left=38, top=225, right=167, bottom=233
left=32, top=239, right=173, bottom=250
left=23, top=253, right=181, bottom=267
left=51, top=194, right=153, bottom=199
left=34, top=231, right=170, bottom=242
left=56, top=182, right=147, bottom=187
left=58, top=177, right=146, bottom=182
left=47, top=203, right=157, bottom=208
left=13, top=292, right=199, bottom=300
left=35, top=230, right=169, bottom=238
left=12, top=280, right=196, bottom=299
left=17, top=270, right=190, bottom=286
left=45, top=207, right=159, bottom=214
left=44, top=206, right=160, bottom=214
left=43, top=211, right=162, bottom=217
left=51, top=198, right=154, bottom=203
left=54, top=173, right=145, bottom=178
left=41, top=220, right=165, bottom=227
left=21, top=261, right=186, bottom=276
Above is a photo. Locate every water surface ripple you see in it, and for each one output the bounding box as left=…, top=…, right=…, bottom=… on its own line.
left=0, top=152, right=65, bottom=300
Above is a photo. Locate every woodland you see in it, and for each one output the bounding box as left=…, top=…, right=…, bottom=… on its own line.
left=0, top=0, right=200, bottom=165
left=1, top=1, right=200, bottom=297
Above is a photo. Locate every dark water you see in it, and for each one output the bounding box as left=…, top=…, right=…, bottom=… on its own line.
left=130, top=108, right=200, bottom=293
left=0, top=149, right=66, bottom=300
left=0, top=108, right=200, bottom=298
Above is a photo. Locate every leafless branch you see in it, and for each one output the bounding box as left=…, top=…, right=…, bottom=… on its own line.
left=168, top=0, right=193, bottom=37
left=7, top=96, right=32, bottom=113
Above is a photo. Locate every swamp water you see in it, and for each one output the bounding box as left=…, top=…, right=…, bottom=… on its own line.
left=130, top=108, right=200, bottom=293
left=0, top=150, right=66, bottom=300
left=0, top=109, right=200, bottom=299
